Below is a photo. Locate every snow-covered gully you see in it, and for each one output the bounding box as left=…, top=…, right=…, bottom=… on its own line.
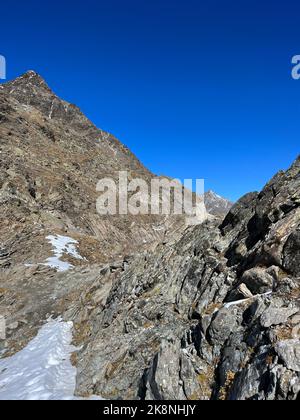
left=0, top=318, right=97, bottom=400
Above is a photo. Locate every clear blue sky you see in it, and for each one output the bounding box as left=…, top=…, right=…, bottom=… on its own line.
left=1, top=0, right=299, bottom=201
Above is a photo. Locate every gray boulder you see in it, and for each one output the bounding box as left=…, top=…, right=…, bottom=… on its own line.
left=275, top=340, right=300, bottom=372
left=260, top=306, right=299, bottom=328
left=241, top=268, right=274, bottom=294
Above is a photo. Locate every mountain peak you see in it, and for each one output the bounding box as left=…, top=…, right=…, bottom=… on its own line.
left=206, top=190, right=220, bottom=198
left=3, top=70, right=52, bottom=92
left=23, top=70, right=46, bottom=83
left=204, top=190, right=233, bottom=217
left=25, top=69, right=39, bottom=76
left=0, top=71, right=80, bottom=124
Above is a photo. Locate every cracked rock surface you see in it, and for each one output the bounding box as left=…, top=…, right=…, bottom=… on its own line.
left=69, top=157, right=300, bottom=400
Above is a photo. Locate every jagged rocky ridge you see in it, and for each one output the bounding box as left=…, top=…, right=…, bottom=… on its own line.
left=68, top=157, right=300, bottom=400
left=0, top=72, right=299, bottom=400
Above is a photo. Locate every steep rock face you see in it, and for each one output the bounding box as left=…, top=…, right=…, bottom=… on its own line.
left=69, top=157, right=299, bottom=400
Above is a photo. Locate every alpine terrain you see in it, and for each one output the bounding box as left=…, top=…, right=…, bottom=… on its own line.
left=0, top=72, right=299, bottom=401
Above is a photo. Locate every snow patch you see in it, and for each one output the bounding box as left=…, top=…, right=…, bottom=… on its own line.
left=223, top=291, right=273, bottom=309
left=43, top=235, right=84, bottom=272
left=0, top=319, right=79, bottom=400
left=48, top=100, right=55, bottom=119
left=25, top=235, right=84, bottom=272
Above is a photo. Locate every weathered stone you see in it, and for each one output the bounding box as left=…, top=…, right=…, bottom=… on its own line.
left=208, top=307, right=241, bottom=346
left=237, top=283, right=253, bottom=299
left=260, top=306, right=299, bottom=328
left=282, top=229, right=300, bottom=276
left=275, top=277, right=298, bottom=293
left=144, top=338, right=185, bottom=400
left=228, top=358, right=268, bottom=400
left=241, top=268, right=274, bottom=294
left=275, top=340, right=300, bottom=372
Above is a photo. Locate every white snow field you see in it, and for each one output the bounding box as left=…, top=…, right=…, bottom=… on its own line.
left=0, top=319, right=83, bottom=400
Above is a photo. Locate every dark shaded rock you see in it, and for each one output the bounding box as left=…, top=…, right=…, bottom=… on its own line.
left=208, top=307, right=242, bottom=346
left=282, top=229, right=300, bottom=276
left=220, top=192, right=258, bottom=236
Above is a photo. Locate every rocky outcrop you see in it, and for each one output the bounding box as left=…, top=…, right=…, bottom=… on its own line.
left=68, top=156, right=299, bottom=401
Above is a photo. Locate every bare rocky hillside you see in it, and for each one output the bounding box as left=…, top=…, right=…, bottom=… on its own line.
left=0, top=71, right=191, bottom=269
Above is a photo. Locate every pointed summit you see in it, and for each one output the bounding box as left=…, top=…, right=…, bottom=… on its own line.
left=1, top=70, right=53, bottom=95
left=0, top=70, right=77, bottom=123
left=25, top=70, right=40, bottom=76
left=204, top=190, right=233, bottom=217
left=21, top=70, right=48, bottom=84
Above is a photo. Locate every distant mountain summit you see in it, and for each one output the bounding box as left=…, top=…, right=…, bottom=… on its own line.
left=204, top=190, right=233, bottom=217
